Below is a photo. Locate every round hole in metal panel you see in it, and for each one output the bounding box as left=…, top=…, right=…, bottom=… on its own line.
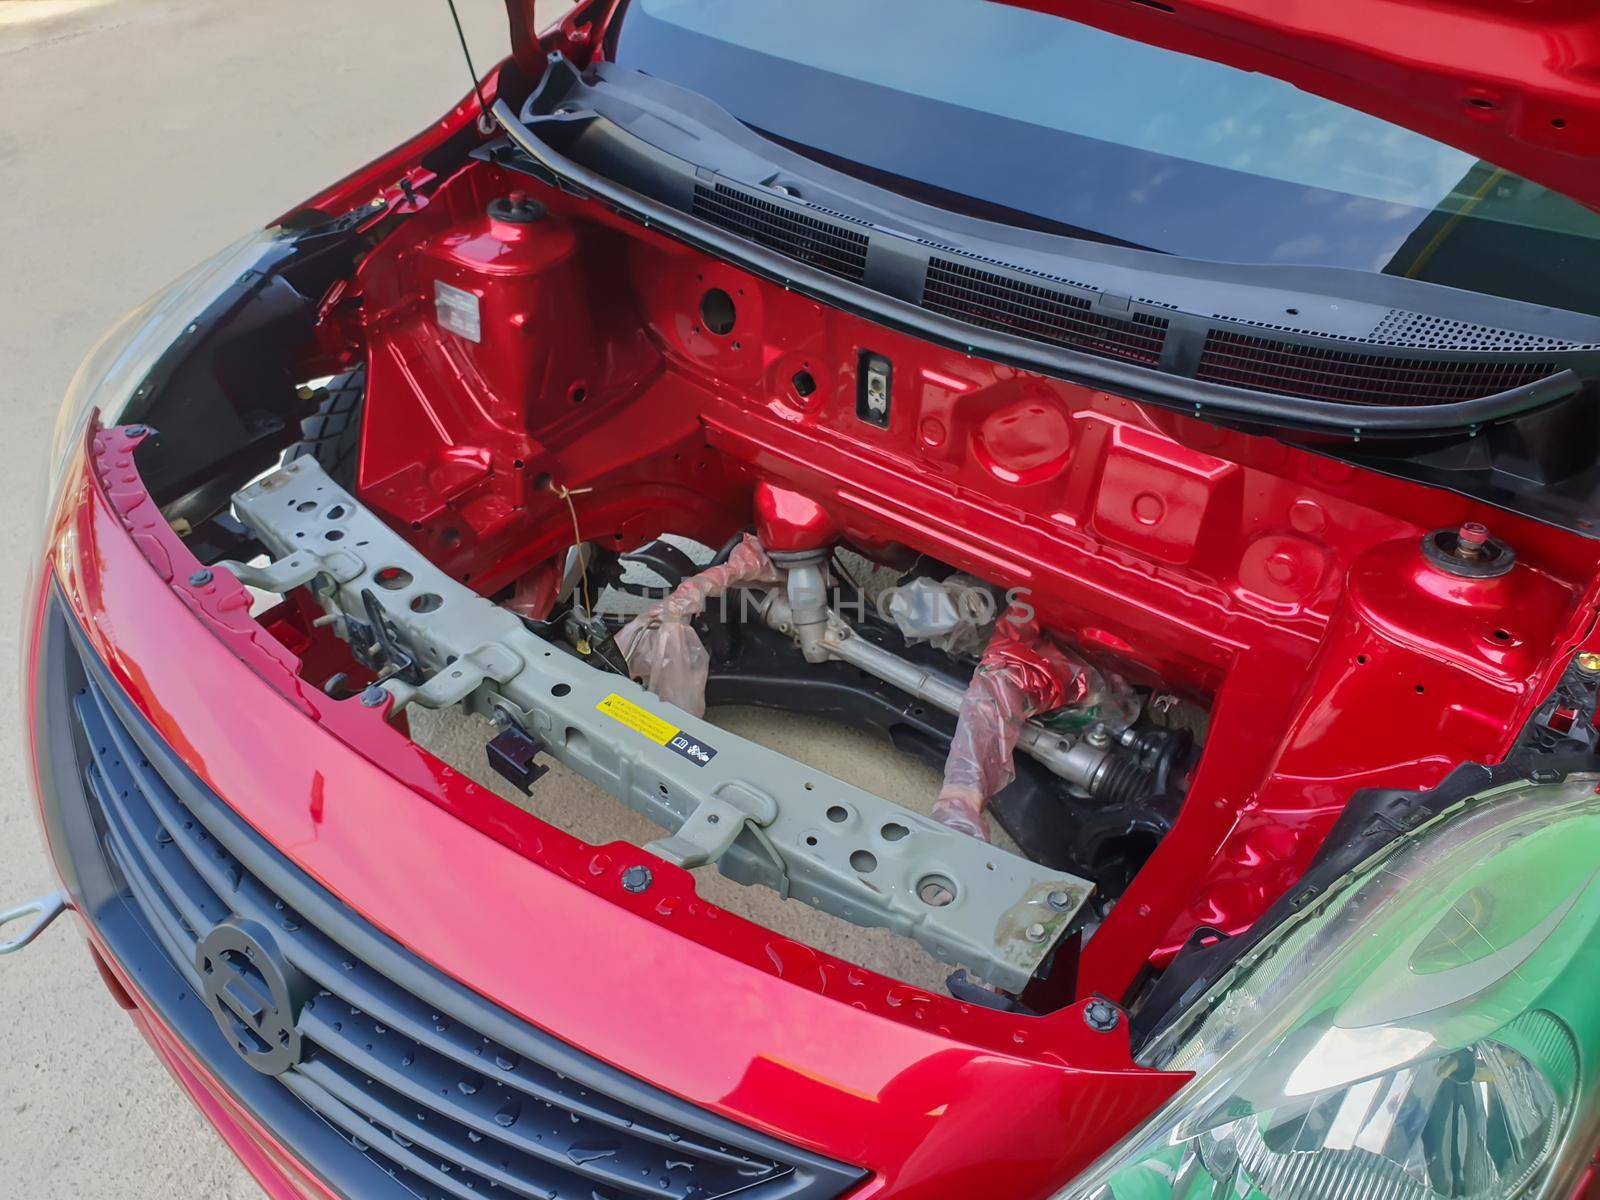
left=409, top=593, right=442, bottom=613
left=917, top=875, right=957, bottom=907
left=849, top=850, right=877, bottom=873
left=375, top=567, right=412, bottom=590
left=699, top=288, right=736, bottom=335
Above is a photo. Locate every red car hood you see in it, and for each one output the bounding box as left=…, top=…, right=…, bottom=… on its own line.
left=518, top=0, right=1600, bottom=208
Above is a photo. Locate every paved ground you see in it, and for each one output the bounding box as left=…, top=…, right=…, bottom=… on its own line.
left=0, top=3, right=991, bottom=1196
left=0, top=2, right=549, bottom=1195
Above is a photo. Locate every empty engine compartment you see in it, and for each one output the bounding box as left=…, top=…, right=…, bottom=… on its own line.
left=161, top=152, right=1600, bottom=1010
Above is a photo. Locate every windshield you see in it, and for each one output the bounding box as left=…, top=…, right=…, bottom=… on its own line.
left=614, top=0, right=1600, bottom=318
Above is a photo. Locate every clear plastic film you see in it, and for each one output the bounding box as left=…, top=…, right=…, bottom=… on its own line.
left=614, top=535, right=780, bottom=716
left=884, top=573, right=995, bottom=656
left=932, top=604, right=1138, bottom=841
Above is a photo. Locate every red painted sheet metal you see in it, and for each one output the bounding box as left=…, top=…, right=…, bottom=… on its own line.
left=37, top=426, right=1184, bottom=1200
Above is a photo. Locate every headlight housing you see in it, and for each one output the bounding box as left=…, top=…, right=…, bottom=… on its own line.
left=1063, top=774, right=1600, bottom=1200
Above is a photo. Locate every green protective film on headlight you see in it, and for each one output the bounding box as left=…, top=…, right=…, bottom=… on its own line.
left=1060, top=776, right=1600, bottom=1200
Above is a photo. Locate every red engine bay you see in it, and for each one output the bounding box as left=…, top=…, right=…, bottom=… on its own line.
left=280, top=157, right=1600, bottom=1002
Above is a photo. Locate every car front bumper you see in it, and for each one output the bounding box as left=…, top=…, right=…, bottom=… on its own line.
left=17, top=426, right=1182, bottom=1200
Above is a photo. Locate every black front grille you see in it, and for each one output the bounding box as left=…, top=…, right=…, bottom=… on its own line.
left=692, top=183, right=870, bottom=281
left=56, top=616, right=857, bottom=1200
left=1194, top=330, right=1558, bottom=406
left=921, top=257, right=1169, bottom=365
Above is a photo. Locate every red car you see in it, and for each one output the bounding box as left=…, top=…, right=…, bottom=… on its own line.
left=11, top=1, right=1600, bottom=1197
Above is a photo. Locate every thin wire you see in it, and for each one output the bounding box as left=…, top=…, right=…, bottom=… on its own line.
left=445, top=0, right=492, bottom=120
left=549, top=481, right=596, bottom=619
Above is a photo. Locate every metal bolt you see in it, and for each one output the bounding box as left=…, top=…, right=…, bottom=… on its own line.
left=1047, top=889, right=1073, bottom=911
left=188, top=568, right=213, bottom=586
left=1083, top=999, right=1121, bottom=1033
left=1024, top=922, right=1048, bottom=943
left=1456, top=521, right=1490, bottom=560
left=1577, top=652, right=1600, bottom=676
left=1085, top=724, right=1111, bottom=749
left=621, top=865, right=653, bottom=893
left=359, top=686, right=388, bottom=709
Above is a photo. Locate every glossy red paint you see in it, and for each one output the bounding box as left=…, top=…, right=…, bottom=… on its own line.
left=754, top=481, right=843, bottom=553
left=35, top=424, right=1187, bottom=1199
left=31, top=13, right=1600, bottom=1189
left=338, top=156, right=1600, bottom=996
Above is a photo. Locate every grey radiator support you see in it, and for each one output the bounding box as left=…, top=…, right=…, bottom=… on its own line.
left=225, top=458, right=1093, bottom=991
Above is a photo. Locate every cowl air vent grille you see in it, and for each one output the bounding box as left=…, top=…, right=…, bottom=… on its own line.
left=1369, top=308, right=1592, bottom=352
left=922, top=257, right=1169, bottom=365
left=1195, top=330, right=1559, bottom=406
left=692, top=182, right=869, bottom=281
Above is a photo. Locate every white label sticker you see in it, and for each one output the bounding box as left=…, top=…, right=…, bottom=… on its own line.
left=433, top=280, right=481, bottom=343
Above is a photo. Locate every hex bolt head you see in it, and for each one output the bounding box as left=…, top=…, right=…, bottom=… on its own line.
left=1577, top=652, right=1600, bottom=676
left=359, top=686, right=389, bottom=709
left=1047, top=889, right=1073, bottom=912
left=188, top=568, right=213, bottom=587
left=621, top=866, right=653, bottom=894
left=1083, top=999, right=1121, bottom=1033
left=1024, top=922, right=1048, bottom=943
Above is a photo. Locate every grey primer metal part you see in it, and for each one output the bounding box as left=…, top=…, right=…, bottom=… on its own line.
left=225, top=459, right=1093, bottom=991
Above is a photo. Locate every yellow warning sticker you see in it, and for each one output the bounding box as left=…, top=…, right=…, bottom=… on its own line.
left=596, top=692, right=678, bottom=745
left=595, top=693, right=719, bottom=766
